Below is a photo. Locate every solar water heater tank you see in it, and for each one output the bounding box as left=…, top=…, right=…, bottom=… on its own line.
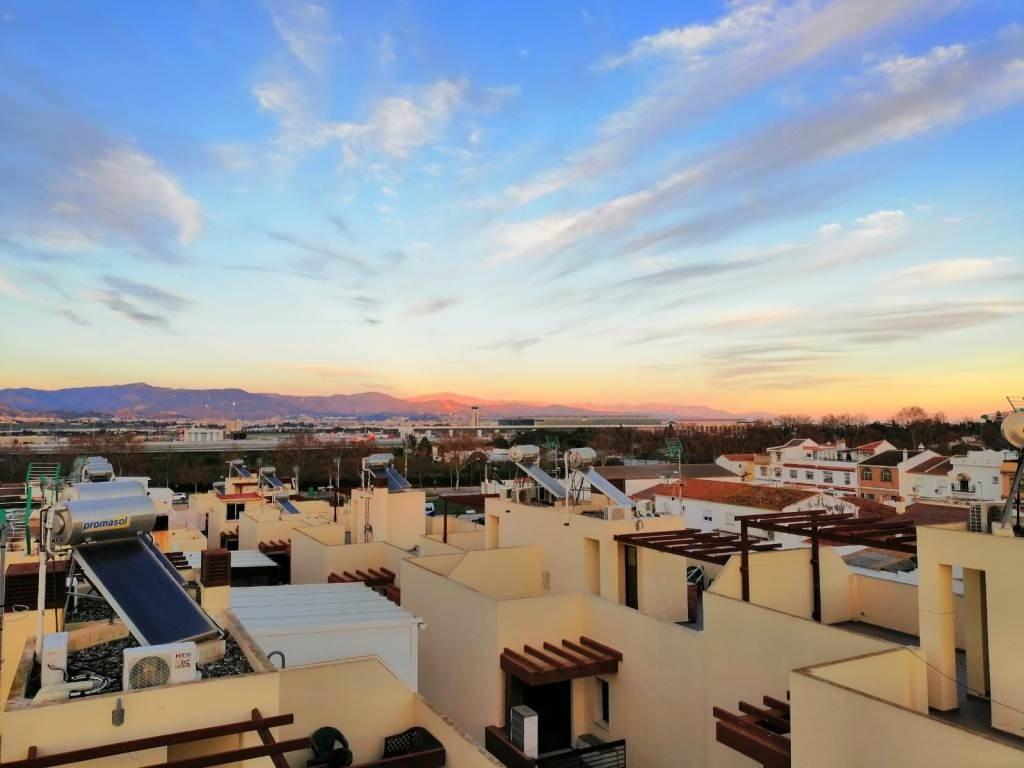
left=51, top=495, right=157, bottom=546
left=508, top=445, right=541, bottom=464
left=565, top=447, right=598, bottom=469
left=364, top=453, right=395, bottom=469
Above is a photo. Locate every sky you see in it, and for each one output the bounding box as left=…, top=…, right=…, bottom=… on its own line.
left=1, top=0, right=1023, bottom=419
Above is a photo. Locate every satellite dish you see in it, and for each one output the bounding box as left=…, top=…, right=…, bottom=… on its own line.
left=1002, top=412, right=1024, bottom=449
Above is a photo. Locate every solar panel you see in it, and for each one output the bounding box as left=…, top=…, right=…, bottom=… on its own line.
left=262, top=473, right=284, bottom=488
left=73, top=537, right=219, bottom=646
left=384, top=465, right=412, bottom=491
left=581, top=466, right=634, bottom=508
left=516, top=462, right=567, bottom=499
left=276, top=496, right=302, bottom=515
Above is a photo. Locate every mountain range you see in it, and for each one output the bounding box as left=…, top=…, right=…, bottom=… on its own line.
left=0, top=383, right=766, bottom=421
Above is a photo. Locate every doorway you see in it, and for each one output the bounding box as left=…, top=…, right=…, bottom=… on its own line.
left=511, top=678, right=573, bottom=754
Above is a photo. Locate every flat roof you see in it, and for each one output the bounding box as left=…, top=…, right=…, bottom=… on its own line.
left=230, top=583, right=418, bottom=636
left=183, top=550, right=277, bottom=569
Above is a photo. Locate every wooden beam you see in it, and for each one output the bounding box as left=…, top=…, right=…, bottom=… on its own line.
left=251, top=708, right=290, bottom=768
left=523, top=644, right=573, bottom=670
left=738, top=701, right=791, bottom=733
left=8, top=714, right=295, bottom=768
left=141, top=737, right=309, bottom=768
left=579, top=636, right=623, bottom=661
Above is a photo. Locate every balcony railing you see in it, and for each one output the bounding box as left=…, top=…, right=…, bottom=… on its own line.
left=538, top=741, right=626, bottom=768
left=951, top=485, right=978, bottom=496
left=485, top=727, right=626, bottom=768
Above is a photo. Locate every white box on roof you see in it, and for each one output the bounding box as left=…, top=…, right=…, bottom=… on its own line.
left=230, top=583, right=420, bottom=690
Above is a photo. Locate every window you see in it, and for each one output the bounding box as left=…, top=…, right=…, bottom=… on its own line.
left=596, top=679, right=610, bottom=726
left=226, top=503, right=244, bottom=521
left=623, top=545, right=638, bottom=610
left=880, top=470, right=893, bottom=482
left=861, top=469, right=873, bottom=481
left=702, top=514, right=713, bottom=523
left=843, top=473, right=851, bottom=485
left=823, top=471, right=833, bottom=484
left=773, top=468, right=781, bottom=478
left=866, top=493, right=876, bottom=500
left=789, top=469, right=797, bottom=479
left=805, top=471, right=814, bottom=481
left=759, top=467, right=768, bottom=476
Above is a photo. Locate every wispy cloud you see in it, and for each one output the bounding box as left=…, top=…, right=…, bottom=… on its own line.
left=262, top=228, right=369, bottom=273
left=103, top=276, right=191, bottom=312
left=887, top=257, right=1022, bottom=283
left=90, top=290, right=168, bottom=328
left=266, top=0, right=338, bottom=74
left=0, top=79, right=203, bottom=262
left=0, top=269, right=21, bottom=299
left=487, top=30, right=1024, bottom=267
left=254, top=77, right=471, bottom=165
left=495, top=0, right=963, bottom=209
left=406, top=297, right=459, bottom=317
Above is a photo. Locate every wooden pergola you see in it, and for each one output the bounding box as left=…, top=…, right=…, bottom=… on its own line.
left=500, top=636, right=622, bottom=686
left=328, top=567, right=396, bottom=588
left=713, top=695, right=791, bottom=768
left=738, top=510, right=918, bottom=621
left=614, top=529, right=781, bottom=566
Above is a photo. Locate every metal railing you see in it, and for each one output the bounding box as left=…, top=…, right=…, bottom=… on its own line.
left=536, top=740, right=626, bottom=768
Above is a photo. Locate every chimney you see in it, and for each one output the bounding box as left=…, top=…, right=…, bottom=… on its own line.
left=893, top=496, right=907, bottom=515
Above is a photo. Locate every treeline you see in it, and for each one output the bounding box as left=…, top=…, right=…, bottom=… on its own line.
left=0, top=406, right=1009, bottom=488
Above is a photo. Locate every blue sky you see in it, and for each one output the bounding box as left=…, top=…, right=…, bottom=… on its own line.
left=1, top=0, right=1023, bottom=417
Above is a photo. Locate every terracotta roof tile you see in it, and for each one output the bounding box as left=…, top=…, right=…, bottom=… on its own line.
left=677, top=478, right=818, bottom=511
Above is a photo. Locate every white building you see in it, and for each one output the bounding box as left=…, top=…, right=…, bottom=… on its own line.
left=755, top=438, right=895, bottom=496
left=905, top=456, right=953, bottom=501
left=949, top=450, right=1011, bottom=502
left=715, top=453, right=755, bottom=480
left=182, top=426, right=226, bottom=443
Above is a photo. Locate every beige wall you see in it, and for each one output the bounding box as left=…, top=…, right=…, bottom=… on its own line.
left=424, top=531, right=488, bottom=552
left=805, top=648, right=928, bottom=712
left=484, top=498, right=683, bottom=603
left=289, top=535, right=412, bottom=587
left=711, top=548, right=852, bottom=624
left=448, top=548, right=545, bottom=600
left=401, top=556, right=502, bottom=745
left=791, top=660, right=1024, bottom=768
left=350, top=488, right=428, bottom=550
left=918, top=526, right=1024, bottom=735
left=3, top=671, right=279, bottom=765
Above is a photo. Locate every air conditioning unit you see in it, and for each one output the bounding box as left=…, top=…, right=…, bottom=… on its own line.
left=123, top=642, right=199, bottom=691
left=510, top=705, right=538, bottom=758
left=602, top=506, right=626, bottom=521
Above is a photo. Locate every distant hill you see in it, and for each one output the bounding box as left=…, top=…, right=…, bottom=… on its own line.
left=0, top=383, right=766, bottom=421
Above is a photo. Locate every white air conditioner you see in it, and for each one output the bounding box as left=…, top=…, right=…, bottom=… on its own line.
left=123, top=642, right=199, bottom=690
left=510, top=705, right=538, bottom=758
left=603, top=506, right=626, bottom=521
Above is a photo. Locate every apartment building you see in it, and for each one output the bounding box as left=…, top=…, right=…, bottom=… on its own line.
left=756, top=438, right=894, bottom=495
left=392, top=452, right=1024, bottom=768
left=858, top=449, right=939, bottom=502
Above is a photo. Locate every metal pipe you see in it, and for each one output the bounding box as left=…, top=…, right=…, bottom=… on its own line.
left=999, top=450, right=1023, bottom=529
left=740, top=519, right=750, bottom=602
left=810, top=522, right=822, bottom=622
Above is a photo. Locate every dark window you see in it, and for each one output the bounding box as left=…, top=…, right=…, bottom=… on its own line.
left=226, top=503, right=244, bottom=521
left=624, top=545, right=638, bottom=610
left=789, top=470, right=797, bottom=479
left=805, top=471, right=814, bottom=480
left=881, top=469, right=893, bottom=482
left=861, top=469, right=873, bottom=481
left=599, top=678, right=610, bottom=724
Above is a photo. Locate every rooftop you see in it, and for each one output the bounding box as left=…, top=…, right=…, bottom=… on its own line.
left=905, top=455, right=952, bottom=475
left=591, top=463, right=733, bottom=480
left=676, top=478, right=818, bottom=511
left=859, top=449, right=923, bottom=467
